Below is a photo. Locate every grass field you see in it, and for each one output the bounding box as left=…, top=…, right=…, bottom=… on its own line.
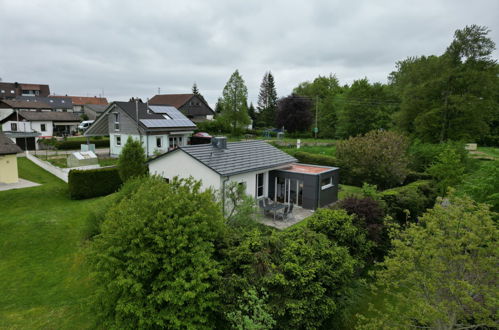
left=40, top=155, right=118, bottom=168
left=0, top=158, right=106, bottom=328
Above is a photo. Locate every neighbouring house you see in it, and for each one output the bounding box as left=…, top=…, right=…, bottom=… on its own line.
left=0, top=132, right=23, bottom=184
left=52, top=95, right=108, bottom=113
left=84, top=101, right=197, bottom=157
left=149, top=93, right=214, bottom=122
left=83, top=104, right=108, bottom=120
left=0, top=111, right=80, bottom=150
left=0, top=81, right=50, bottom=99
left=148, top=137, right=339, bottom=210
left=0, top=97, right=74, bottom=121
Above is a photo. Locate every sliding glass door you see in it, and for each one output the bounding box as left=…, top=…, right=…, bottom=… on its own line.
left=275, top=177, right=303, bottom=206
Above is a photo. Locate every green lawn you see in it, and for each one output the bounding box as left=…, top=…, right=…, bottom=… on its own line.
left=477, top=147, right=499, bottom=160
left=0, top=158, right=106, bottom=328
left=279, top=145, right=336, bottom=156
left=338, top=184, right=363, bottom=199
left=39, top=155, right=118, bottom=168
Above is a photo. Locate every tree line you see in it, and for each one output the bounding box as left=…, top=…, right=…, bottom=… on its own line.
left=198, top=25, right=498, bottom=145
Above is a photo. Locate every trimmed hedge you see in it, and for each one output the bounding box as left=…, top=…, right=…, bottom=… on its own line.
left=293, top=151, right=338, bottom=167
left=68, top=167, right=122, bottom=199
left=57, top=138, right=110, bottom=150
left=380, top=180, right=436, bottom=224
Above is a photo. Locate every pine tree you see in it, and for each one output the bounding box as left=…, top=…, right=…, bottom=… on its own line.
left=248, top=102, right=256, bottom=122
left=192, top=82, right=200, bottom=95
left=257, top=71, right=278, bottom=127
left=220, top=70, right=250, bottom=134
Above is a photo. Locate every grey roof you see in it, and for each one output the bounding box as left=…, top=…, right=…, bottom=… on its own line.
left=84, top=104, right=108, bottom=113
left=17, top=111, right=81, bottom=122
left=159, top=140, right=297, bottom=176
left=16, top=96, right=73, bottom=109
left=0, top=132, right=22, bottom=155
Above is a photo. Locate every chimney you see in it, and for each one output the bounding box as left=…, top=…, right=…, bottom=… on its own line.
left=211, top=136, right=227, bottom=150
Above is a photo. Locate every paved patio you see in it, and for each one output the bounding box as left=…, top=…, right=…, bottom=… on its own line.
left=0, top=179, right=40, bottom=192
left=257, top=205, right=314, bottom=229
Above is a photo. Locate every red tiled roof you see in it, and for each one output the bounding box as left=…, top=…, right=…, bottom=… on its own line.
left=52, top=95, right=108, bottom=105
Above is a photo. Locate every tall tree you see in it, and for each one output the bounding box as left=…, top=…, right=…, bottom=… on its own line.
left=257, top=71, right=278, bottom=127
left=220, top=70, right=251, bottom=134
left=390, top=25, right=499, bottom=143
left=336, top=79, right=398, bottom=138
left=192, top=82, right=200, bottom=95
left=276, top=94, right=313, bottom=133
left=360, top=194, right=498, bottom=329
left=214, top=97, right=223, bottom=115
left=247, top=102, right=256, bottom=123
left=293, top=74, right=343, bottom=138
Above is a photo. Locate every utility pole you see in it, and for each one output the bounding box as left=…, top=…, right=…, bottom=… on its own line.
left=315, top=95, right=318, bottom=139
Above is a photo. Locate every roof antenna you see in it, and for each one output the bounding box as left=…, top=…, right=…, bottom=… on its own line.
left=158, top=87, right=161, bottom=95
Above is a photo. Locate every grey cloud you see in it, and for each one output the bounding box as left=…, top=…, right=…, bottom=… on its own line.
left=0, top=0, right=498, bottom=106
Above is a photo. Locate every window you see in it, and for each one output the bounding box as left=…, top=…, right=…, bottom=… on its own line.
left=115, top=135, right=121, bottom=146
left=156, top=136, right=162, bottom=148
left=10, top=90, right=14, bottom=94
left=11, top=123, right=17, bottom=131
left=164, top=178, right=170, bottom=183
left=0, top=90, right=4, bottom=93
left=40, top=124, right=46, bottom=132
left=169, top=136, right=182, bottom=149
left=256, top=173, right=264, bottom=198
left=114, top=113, right=120, bottom=131
left=321, top=176, right=334, bottom=190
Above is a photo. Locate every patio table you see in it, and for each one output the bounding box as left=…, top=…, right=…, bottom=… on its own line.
left=263, top=203, right=286, bottom=220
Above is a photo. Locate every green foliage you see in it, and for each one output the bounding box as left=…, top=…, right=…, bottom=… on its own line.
left=336, top=78, right=398, bottom=138
left=390, top=25, right=499, bottom=143
left=408, top=139, right=468, bottom=172
left=220, top=181, right=257, bottom=226
left=39, top=137, right=110, bottom=150
left=89, top=176, right=225, bottom=329
left=256, top=71, right=278, bottom=128
left=293, top=74, right=343, bottom=138
left=225, top=288, right=275, bottom=330
left=68, top=167, right=122, bottom=200
left=360, top=194, right=498, bottom=329
left=459, top=161, right=499, bottom=212
left=380, top=180, right=437, bottom=224
left=196, top=118, right=231, bottom=134
left=306, top=208, right=371, bottom=262
left=336, top=130, right=410, bottom=189
left=427, top=146, right=466, bottom=195
left=265, top=227, right=357, bottom=329
left=276, top=94, right=313, bottom=133
left=220, top=70, right=251, bottom=134
left=293, top=151, right=337, bottom=167
left=117, top=136, right=147, bottom=182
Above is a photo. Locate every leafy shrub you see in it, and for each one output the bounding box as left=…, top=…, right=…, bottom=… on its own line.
left=89, top=176, right=225, bottom=328
left=336, top=130, right=410, bottom=189
left=427, top=147, right=466, bottom=195
left=117, top=137, right=148, bottom=182
left=53, top=138, right=110, bottom=150
left=408, top=139, right=468, bottom=172
left=380, top=180, right=436, bottom=224
left=196, top=118, right=231, bottom=134
left=459, top=161, right=499, bottom=212
left=293, top=151, right=337, bottom=167
left=68, top=167, right=122, bottom=199
left=403, top=171, right=432, bottom=184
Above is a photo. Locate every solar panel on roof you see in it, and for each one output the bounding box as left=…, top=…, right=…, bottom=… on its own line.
left=149, top=105, right=178, bottom=114
left=140, top=119, right=196, bottom=128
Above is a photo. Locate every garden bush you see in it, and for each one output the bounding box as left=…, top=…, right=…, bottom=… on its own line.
left=195, top=119, right=231, bottom=134
left=68, top=167, right=122, bottom=199
left=293, top=151, right=338, bottom=167
left=408, top=139, right=468, bottom=172
left=336, top=130, right=410, bottom=189
left=55, top=138, right=110, bottom=150
left=380, top=180, right=436, bottom=224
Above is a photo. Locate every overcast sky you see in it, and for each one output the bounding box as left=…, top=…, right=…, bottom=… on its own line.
left=1, top=0, right=498, bottom=107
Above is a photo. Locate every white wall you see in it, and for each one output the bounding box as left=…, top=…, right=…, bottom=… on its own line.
left=229, top=170, right=269, bottom=198
left=110, top=133, right=191, bottom=157
left=2, top=120, right=52, bottom=136
left=148, top=150, right=222, bottom=192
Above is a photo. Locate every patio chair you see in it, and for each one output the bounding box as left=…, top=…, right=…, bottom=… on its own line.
left=276, top=205, right=289, bottom=220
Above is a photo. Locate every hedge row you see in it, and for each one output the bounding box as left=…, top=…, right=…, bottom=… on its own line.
left=292, top=151, right=338, bottom=167
left=56, top=138, right=110, bottom=150
left=68, top=167, right=122, bottom=199
left=380, top=180, right=437, bottom=224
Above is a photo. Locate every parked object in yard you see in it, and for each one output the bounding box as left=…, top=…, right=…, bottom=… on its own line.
left=465, top=143, right=477, bottom=151
left=67, top=151, right=98, bottom=168
left=190, top=132, right=212, bottom=145
left=78, top=120, right=94, bottom=131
